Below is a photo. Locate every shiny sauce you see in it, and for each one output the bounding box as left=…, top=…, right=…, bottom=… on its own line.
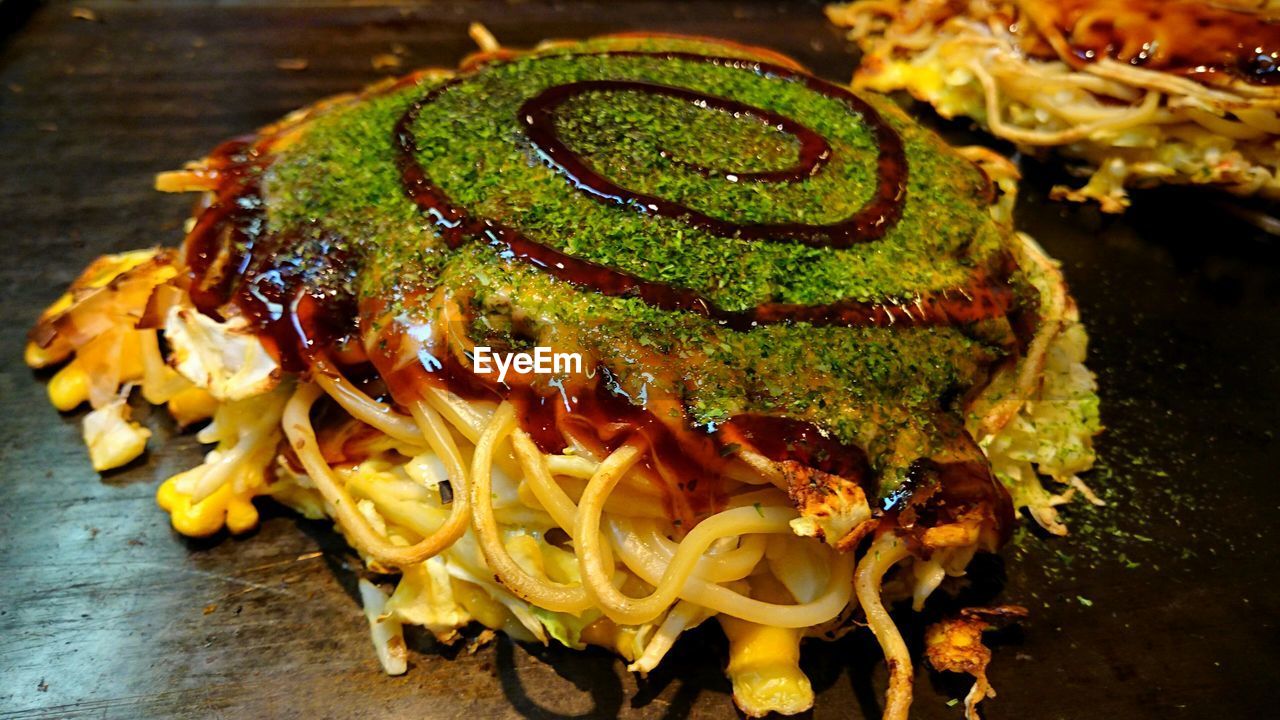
left=1033, top=0, right=1280, bottom=85
left=183, top=47, right=1015, bottom=538
left=394, top=52, right=1014, bottom=330
left=364, top=319, right=729, bottom=525
left=183, top=139, right=359, bottom=373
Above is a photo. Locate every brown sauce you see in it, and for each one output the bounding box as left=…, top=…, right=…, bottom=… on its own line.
left=364, top=322, right=727, bottom=525
left=880, top=431, right=1014, bottom=546
left=724, top=413, right=1012, bottom=543
left=183, top=139, right=359, bottom=372
left=516, top=72, right=895, bottom=247
left=721, top=414, right=872, bottom=480
left=521, top=79, right=833, bottom=185
left=395, top=51, right=1012, bottom=330
left=183, top=46, right=1017, bottom=537
left=1034, top=0, right=1280, bottom=86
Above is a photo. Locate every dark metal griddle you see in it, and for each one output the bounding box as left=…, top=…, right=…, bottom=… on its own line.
left=1, top=2, right=1277, bottom=718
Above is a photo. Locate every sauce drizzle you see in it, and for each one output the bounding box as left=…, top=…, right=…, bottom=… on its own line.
left=180, top=42, right=1018, bottom=538
left=183, top=138, right=358, bottom=372
left=395, top=51, right=1012, bottom=329
left=517, top=73, right=896, bottom=247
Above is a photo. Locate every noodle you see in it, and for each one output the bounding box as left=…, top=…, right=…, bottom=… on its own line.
left=312, top=355, right=423, bottom=445
left=572, top=436, right=840, bottom=627
left=856, top=534, right=914, bottom=720
left=829, top=0, right=1280, bottom=211
left=970, top=59, right=1163, bottom=146
left=468, top=402, right=595, bottom=612
left=599, top=508, right=855, bottom=627
left=510, top=429, right=584, bottom=532
left=282, top=382, right=469, bottom=567
left=422, top=386, right=489, bottom=444
left=626, top=518, right=768, bottom=583
left=628, top=600, right=708, bottom=673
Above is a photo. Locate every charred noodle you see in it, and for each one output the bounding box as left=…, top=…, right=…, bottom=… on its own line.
left=28, top=31, right=1100, bottom=719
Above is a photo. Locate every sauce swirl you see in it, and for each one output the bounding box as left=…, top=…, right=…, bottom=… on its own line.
left=516, top=69, right=902, bottom=247
left=395, top=51, right=1011, bottom=329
